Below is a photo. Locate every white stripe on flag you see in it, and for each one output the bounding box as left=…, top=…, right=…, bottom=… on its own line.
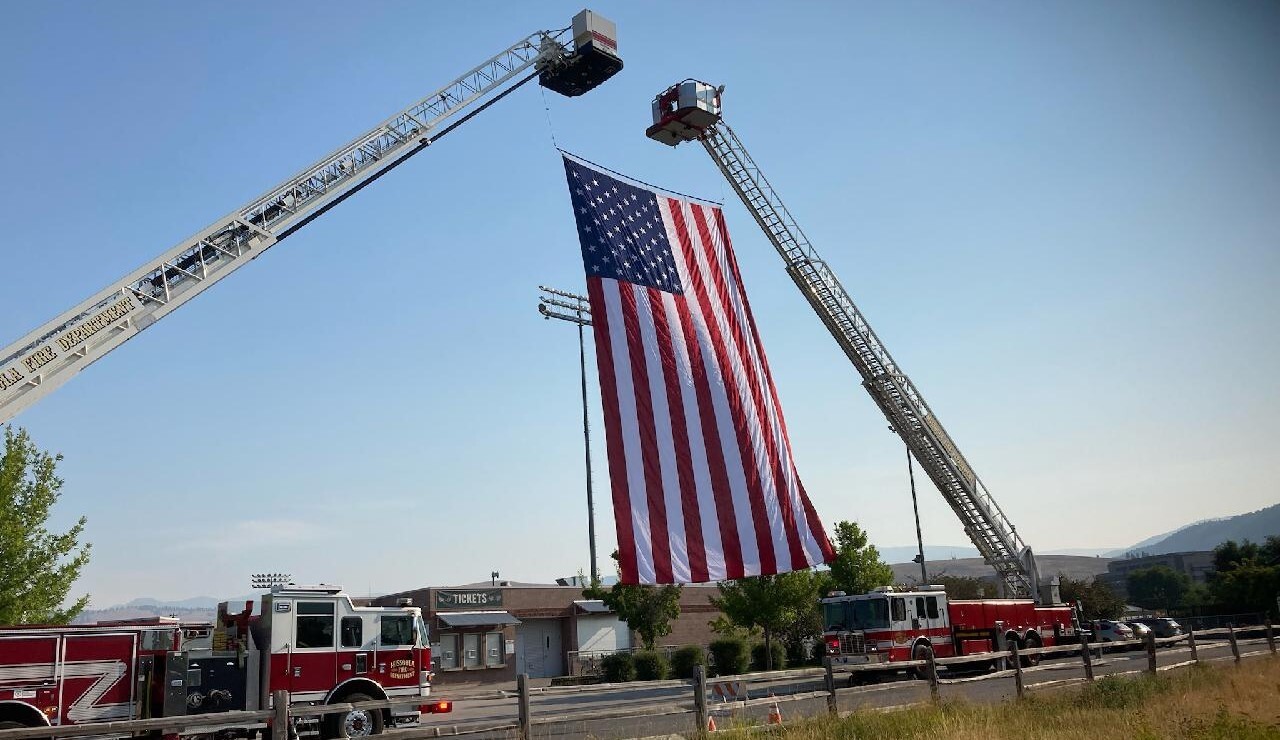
left=662, top=197, right=760, bottom=575
left=697, top=206, right=797, bottom=571
left=602, top=279, right=655, bottom=583
left=634, top=284, right=692, bottom=583
left=661, top=288, right=727, bottom=581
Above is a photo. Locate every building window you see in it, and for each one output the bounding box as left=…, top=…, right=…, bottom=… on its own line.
left=436, top=630, right=506, bottom=670
left=437, top=634, right=458, bottom=670
left=296, top=602, right=335, bottom=648
left=340, top=617, right=363, bottom=648
left=485, top=632, right=504, bottom=667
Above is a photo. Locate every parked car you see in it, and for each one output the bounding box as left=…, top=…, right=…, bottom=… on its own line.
left=1089, top=620, right=1135, bottom=646
left=1133, top=617, right=1184, bottom=638
left=1124, top=621, right=1153, bottom=643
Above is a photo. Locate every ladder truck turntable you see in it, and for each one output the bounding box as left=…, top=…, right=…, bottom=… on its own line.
left=0, top=10, right=621, bottom=425
left=645, top=81, right=1075, bottom=669
left=0, top=585, right=446, bottom=737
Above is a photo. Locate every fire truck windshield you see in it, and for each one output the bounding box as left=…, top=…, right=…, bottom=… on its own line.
left=823, top=597, right=890, bottom=631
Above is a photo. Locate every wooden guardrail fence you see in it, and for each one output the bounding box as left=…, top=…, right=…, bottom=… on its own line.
left=0, top=621, right=1273, bottom=740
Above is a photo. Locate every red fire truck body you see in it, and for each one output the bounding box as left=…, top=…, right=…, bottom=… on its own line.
left=0, top=585, right=449, bottom=735
left=821, top=586, right=1077, bottom=669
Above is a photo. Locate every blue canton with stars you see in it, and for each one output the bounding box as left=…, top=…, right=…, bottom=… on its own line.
left=564, top=157, right=683, bottom=295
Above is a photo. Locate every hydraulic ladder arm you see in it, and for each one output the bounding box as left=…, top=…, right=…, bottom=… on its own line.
left=646, top=81, right=1042, bottom=600
left=0, top=10, right=621, bottom=424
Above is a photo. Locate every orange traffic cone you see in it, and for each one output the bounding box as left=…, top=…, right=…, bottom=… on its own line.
left=767, top=699, right=783, bottom=725
left=707, top=714, right=718, bottom=732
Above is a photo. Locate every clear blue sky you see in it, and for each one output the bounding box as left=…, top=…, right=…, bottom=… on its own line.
left=2, top=1, right=1276, bottom=607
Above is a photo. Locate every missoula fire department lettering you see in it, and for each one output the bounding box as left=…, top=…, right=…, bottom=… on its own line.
left=0, top=366, right=24, bottom=392
left=22, top=345, right=56, bottom=373
left=57, top=296, right=137, bottom=353
left=389, top=659, right=415, bottom=680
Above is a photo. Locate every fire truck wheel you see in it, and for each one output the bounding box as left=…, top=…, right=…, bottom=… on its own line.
left=911, top=643, right=935, bottom=681
left=0, top=722, right=27, bottom=730
left=1020, top=634, right=1042, bottom=667
left=327, top=693, right=384, bottom=739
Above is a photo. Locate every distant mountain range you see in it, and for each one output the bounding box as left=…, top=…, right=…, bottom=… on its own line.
left=1107, top=502, right=1280, bottom=557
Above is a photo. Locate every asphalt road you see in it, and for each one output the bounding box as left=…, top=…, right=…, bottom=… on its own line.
left=419, top=637, right=1268, bottom=739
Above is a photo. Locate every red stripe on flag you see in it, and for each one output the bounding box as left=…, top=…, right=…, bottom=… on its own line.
left=618, top=284, right=675, bottom=584
left=586, top=277, right=640, bottom=583
left=695, top=205, right=809, bottom=570
left=666, top=200, right=745, bottom=580
left=679, top=201, right=777, bottom=576
left=714, top=210, right=835, bottom=561
left=648, top=290, right=709, bottom=583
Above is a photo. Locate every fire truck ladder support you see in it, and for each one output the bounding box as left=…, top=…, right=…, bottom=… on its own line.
left=697, top=116, right=1039, bottom=600
left=0, top=12, right=621, bottom=423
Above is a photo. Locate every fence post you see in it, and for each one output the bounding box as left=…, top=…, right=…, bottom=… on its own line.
left=1011, top=642, right=1025, bottom=699
left=1188, top=628, right=1199, bottom=663
left=518, top=673, right=532, bottom=740
left=1145, top=632, right=1157, bottom=675
left=1228, top=626, right=1240, bottom=664
left=271, top=690, right=290, bottom=740
left=693, top=665, right=709, bottom=734
left=823, top=657, right=837, bottom=715
left=925, top=648, right=939, bottom=703
left=1080, top=635, right=1095, bottom=682
left=1266, top=620, right=1276, bottom=655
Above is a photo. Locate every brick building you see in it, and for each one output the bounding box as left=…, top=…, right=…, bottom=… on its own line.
left=1097, top=551, right=1215, bottom=601
left=371, top=581, right=722, bottom=686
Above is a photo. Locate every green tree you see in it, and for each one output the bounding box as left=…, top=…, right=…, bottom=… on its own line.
left=827, top=520, right=893, bottom=596
left=1058, top=574, right=1123, bottom=620
left=1213, top=539, right=1262, bottom=573
left=583, top=554, right=682, bottom=650
left=1212, top=564, right=1280, bottom=618
left=928, top=573, right=997, bottom=600
left=0, top=426, right=91, bottom=625
left=711, top=570, right=823, bottom=670
left=1207, top=538, right=1280, bottom=618
left=1127, top=566, right=1191, bottom=612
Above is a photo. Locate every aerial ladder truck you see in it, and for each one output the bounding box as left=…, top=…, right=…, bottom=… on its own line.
left=0, top=10, right=621, bottom=424
left=646, top=81, right=1047, bottom=602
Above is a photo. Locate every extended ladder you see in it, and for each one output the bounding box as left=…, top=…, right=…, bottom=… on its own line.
left=647, top=82, right=1040, bottom=599
left=0, top=11, right=621, bottom=423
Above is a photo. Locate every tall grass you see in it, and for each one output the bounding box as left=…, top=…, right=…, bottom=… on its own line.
left=717, top=658, right=1280, bottom=740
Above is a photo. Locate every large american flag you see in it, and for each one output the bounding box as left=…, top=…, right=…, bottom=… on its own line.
left=563, top=155, right=835, bottom=585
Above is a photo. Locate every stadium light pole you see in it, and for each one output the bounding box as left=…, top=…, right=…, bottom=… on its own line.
left=891, top=427, right=928, bottom=586
left=538, top=285, right=599, bottom=585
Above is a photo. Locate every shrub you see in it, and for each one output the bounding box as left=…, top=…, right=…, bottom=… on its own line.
left=708, top=637, right=750, bottom=677
left=671, top=645, right=707, bottom=679
left=751, top=641, right=788, bottom=671
left=600, top=652, right=636, bottom=683
left=633, top=650, right=670, bottom=680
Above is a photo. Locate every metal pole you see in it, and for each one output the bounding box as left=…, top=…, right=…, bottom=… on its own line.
left=907, top=446, right=926, bottom=585
left=577, top=319, right=598, bottom=584
left=1145, top=632, right=1157, bottom=675
left=1080, top=635, right=1095, bottom=681
left=1229, top=625, right=1240, bottom=663
left=1188, top=628, right=1199, bottom=663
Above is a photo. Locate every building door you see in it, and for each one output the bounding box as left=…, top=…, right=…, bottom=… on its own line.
left=515, top=620, right=563, bottom=678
